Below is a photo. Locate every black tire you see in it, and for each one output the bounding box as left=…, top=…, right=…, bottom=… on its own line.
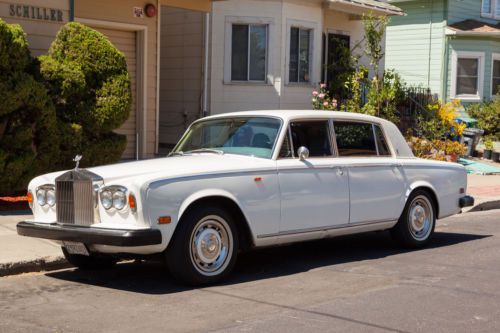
left=166, top=205, right=239, bottom=286
left=62, top=247, right=117, bottom=270
left=391, top=189, right=436, bottom=248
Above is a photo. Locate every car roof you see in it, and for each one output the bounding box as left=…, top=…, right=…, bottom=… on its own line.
left=204, top=110, right=386, bottom=123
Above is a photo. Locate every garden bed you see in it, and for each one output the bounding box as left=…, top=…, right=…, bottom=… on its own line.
left=0, top=196, right=29, bottom=212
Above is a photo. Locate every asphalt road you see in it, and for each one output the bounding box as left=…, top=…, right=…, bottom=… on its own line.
left=1, top=210, right=499, bottom=333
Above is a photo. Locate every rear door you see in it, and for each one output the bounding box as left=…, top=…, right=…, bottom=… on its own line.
left=333, top=121, right=406, bottom=224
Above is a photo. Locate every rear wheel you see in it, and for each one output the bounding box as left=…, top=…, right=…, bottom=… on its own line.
left=391, top=190, right=436, bottom=248
left=166, top=205, right=238, bottom=285
left=62, top=247, right=117, bottom=270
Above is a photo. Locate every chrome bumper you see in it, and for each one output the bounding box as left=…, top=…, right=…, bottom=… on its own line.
left=17, top=221, right=162, bottom=247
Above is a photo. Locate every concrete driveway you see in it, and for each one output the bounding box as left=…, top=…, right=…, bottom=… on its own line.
left=0, top=209, right=499, bottom=333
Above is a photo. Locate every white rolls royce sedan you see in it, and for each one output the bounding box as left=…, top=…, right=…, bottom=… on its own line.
left=17, top=110, right=474, bottom=285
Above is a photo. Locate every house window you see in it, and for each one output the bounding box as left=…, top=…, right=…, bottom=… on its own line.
left=452, top=51, right=484, bottom=100
left=231, top=24, right=268, bottom=82
left=492, top=56, right=500, bottom=96
left=482, top=0, right=500, bottom=18
left=456, top=58, right=479, bottom=95
left=289, top=27, right=312, bottom=83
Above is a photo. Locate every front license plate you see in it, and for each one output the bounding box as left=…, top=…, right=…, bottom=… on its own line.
left=63, top=241, right=90, bottom=256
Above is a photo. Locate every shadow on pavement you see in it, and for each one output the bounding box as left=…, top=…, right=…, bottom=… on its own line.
left=47, top=231, right=490, bottom=295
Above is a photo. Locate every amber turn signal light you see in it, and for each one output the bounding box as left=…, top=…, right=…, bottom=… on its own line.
left=27, top=191, right=33, bottom=207
left=128, top=193, right=137, bottom=212
left=158, top=216, right=171, bottom=224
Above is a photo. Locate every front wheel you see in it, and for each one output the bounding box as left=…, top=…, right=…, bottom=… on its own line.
left=391, top=190, right=436, bottom=248
left=166, top=205, right=238, bottom=285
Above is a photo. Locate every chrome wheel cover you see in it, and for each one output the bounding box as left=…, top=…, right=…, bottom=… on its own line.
left=408, top=195, right=433, bottom=241
left=189, top=215, right=233, bottom=276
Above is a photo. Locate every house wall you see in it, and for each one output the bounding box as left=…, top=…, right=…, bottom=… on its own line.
left=323, top=10, right=376, bottom=77
left=444, top=37, right=500, bottom=102
left=385, top=0, right=446, bottom=97
left=210, top=0, right=324, bottom=114
left=447, top=0, right=498, bottom=25
left=159, top=6, right=204, bottom=147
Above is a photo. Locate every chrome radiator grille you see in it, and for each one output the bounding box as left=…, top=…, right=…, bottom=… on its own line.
left=55, top=169, right=100, bottom=226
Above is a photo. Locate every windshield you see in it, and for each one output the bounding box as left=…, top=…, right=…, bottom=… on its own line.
left=172, top=117, right=282, bottom=159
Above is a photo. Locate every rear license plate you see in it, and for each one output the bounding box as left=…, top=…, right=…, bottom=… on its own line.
left=63, top=241, right=90, bottom=256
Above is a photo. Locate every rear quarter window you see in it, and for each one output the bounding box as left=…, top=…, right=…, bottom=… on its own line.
left=334, top=122, right=378, bottom=157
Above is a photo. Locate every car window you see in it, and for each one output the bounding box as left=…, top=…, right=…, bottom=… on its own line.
left=334, top=122, right=378, bottom=157
left=289, top=120, right=333, bottom=157
left=278, top=129, right=293, bottom=158
left=173, top=117, right=281, bottom=159
left=374, top=125, right=391, bottom=156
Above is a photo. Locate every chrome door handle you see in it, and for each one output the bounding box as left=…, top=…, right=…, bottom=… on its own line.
left=336, top=167, right=344, bottom=176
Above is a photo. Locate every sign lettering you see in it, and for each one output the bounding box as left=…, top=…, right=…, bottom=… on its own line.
left=8, top=4, right=64, bottom=22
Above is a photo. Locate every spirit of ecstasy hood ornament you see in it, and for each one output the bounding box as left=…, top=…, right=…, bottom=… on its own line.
left=73, top=155, right=82, bottom=170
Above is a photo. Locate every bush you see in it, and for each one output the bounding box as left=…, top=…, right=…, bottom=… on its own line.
left=0, top=19, right=60, bottom=195
left=40, top=22, right=132, bottom=168
left=466, top=99, right=500, bottom=140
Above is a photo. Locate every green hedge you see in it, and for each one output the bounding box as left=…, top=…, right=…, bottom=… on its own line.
left=0, top=19, right=59, bottom=195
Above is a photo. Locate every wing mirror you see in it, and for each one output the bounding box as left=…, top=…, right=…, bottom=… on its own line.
left=297, top=146, right=309, bottom=161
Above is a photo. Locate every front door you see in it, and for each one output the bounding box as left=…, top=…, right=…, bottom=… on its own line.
left=277, top=120, right=350, bottom=234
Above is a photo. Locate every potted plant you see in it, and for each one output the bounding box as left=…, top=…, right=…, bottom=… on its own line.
left=492, top=150, right=500, bottom=163
left=443, top=140, right=466, bottom=163
left=483, top=138, right=493, bottom=160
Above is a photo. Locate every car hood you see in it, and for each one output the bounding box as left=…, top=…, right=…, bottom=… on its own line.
left=31, top=154, right=277, bottom=188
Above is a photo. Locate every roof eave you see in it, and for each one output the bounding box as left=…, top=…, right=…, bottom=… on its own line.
left=327, top=0, right=405, bottom=16
left=445, top=27, right=500, bottom=37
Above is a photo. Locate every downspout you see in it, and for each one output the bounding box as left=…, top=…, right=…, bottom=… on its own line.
left=69, top=0, right=74, bottom=21
left=427, top=0, right=433, bottom=89
left=440, top=0, right=449, bottom=100
left=202, top=12, right=210, bottom=117
left=155, top=0, right=161, bottom=155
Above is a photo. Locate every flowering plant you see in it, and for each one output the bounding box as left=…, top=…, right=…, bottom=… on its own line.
left=311, top=83, right=338, bottom=111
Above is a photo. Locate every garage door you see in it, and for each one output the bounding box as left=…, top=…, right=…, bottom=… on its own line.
left=94, top=27, right=137, bottom=160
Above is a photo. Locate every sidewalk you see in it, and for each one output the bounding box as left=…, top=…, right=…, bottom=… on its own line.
left=0, top=174, right=499, bottom=277
left=0, top=212, right=69, bottom=276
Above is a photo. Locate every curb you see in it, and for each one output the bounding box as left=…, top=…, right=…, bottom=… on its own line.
left=0, top=256, right=71, bottom=277
left=467, top=200, right=500, bottom=213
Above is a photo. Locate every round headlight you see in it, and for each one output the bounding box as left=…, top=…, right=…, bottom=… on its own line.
left=46, top=190, right=56, bottom=207
left=101, top=190, right=113, bottom=210
left=113, top=191, right=126, bottom=210
left=36, top=189, right=46, bottom=206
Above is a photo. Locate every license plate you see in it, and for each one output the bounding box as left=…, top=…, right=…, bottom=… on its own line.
left=63, top=241, right=90, bottom=256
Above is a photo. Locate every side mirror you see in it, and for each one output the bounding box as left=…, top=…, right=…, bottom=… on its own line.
left=297, top=146, right=309, bottom=161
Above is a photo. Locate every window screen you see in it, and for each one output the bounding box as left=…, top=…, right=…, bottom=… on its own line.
left=456, top=58, right=479, bottom=95
left=290, top=121, right=332, bottom=157
left=334, top=122, right=377, bottom=157
left=231, top=24, right=267, bottom=81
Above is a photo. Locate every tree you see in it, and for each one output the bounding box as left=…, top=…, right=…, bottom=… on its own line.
left=0, top=19, right=59, bottom=195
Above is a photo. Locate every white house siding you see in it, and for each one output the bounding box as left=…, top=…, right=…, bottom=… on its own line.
left=210, top=0, right=324, bottom=114
left=0, top=0, right=69, bottom=56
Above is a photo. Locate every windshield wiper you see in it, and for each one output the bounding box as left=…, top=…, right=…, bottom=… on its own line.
left=187, top=148, right=224, bottom=155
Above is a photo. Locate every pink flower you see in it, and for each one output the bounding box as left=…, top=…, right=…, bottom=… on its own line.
left=318, top=93, right=325, bottom=99
left=312, top=91, right=319, bottom=96
left=320, top=83, right=327, bottom=89
left=331, top=98, right=338, bottom=109
left=323, top=101, right=329, bottom=107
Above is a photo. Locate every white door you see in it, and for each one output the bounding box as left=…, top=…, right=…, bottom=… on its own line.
left=333, top=121, right=406, bottom=224
left=277, top=120, right=350, bottom=233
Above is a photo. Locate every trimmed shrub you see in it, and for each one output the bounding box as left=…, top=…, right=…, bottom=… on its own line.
left=0, top=19, right=59, bottom=195
left=40, top=22, right=131, bottom=133
left=39, top=22, right=132, bottom=168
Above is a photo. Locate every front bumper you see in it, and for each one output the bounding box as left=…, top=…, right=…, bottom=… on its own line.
left=17, top=221, right=162, bottom=247
left=459, top=195, right=475, bottom=208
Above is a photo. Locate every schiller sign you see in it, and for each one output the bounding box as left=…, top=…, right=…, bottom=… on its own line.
left=9, top=4, right=64, bottom=22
